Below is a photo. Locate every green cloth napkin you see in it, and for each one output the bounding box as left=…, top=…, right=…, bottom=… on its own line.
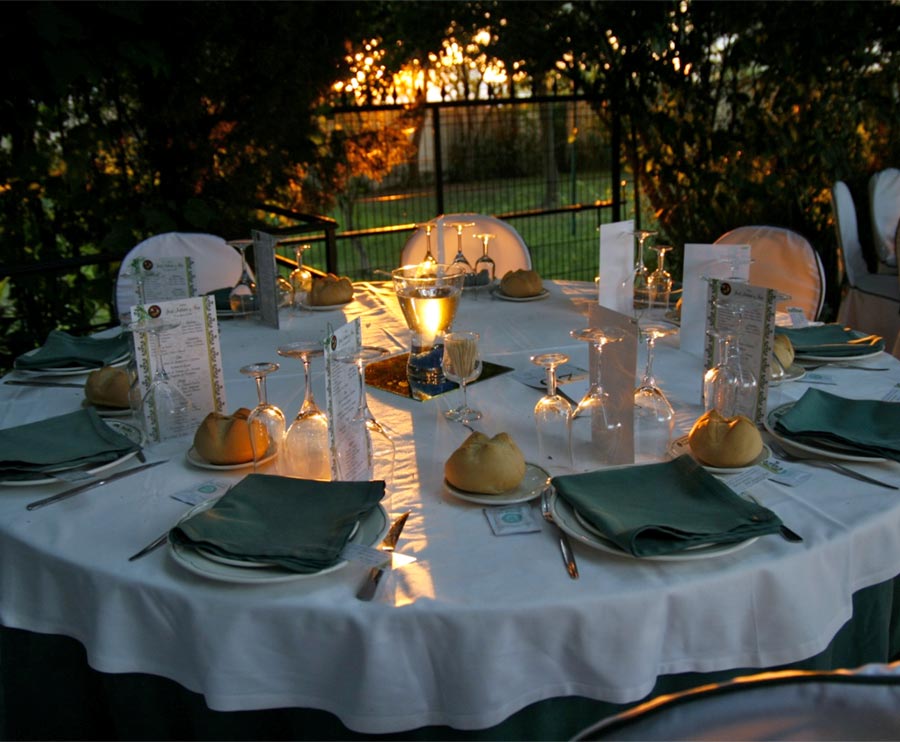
left=0, top=408, right=141, bottom=480
left=207, top=287, right=233, bottom=312
left=170, top=474, right=386, bottom=573
left=775, top=324, right=885, bottom=357
left=551, top=455, right=782, bottom=557
left=774, top=388, right=900, bottom=461
left=14, top=330, right=130, bottom=370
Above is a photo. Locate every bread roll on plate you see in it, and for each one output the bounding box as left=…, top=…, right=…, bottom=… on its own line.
left=773, top=334, right=795, bottom=369
left=687, top=409, right=763, bottom=468
left=193, top=408, right=269, bottom=465
left=84, top=366, right=131, bottom=409
left=308, top=274, right=353, bottom=306
left=499, top=269, right=543, bottom=298
left=445, top=431, right=526, bottom=494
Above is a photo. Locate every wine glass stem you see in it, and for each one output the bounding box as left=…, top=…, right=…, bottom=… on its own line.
left=636, top=236, right=646, bottom=271
left=546, top=365, right=558, bottom=397
left=643, top=337, right=656, bottom=386
left=300, top=357, right=316, bottom=415
left=151, top=330, right=169, bottom=381
left=255, top=375, right=268, bottom=406
left=356, top=360, right=370, bottom=421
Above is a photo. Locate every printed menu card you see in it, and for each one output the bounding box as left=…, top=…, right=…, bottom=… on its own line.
left=597, top=220, right=635, bottom=314
left=325, top=318, right=365, bottom=480
left=124, top=256, right=197, bottom=311
left=130, top=296, right=226, bottom=442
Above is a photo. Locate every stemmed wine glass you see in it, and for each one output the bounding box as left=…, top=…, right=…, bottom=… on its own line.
left=131, top=316, right=192, bottom=442
left=647, top=245, right=673, bottom=315
left=333, top=346, right=396, bottom=485
left=626, top=228, right=657, bottom=316
left=442, top=331, right=482, bottom=423
left=415, top=222, right=437, bottom=266
left=276, top=341, right=332, bottom=480
left=568, top=328, right=623, bottom=472
left=229, top=240, right=257, bottom=314
left=445, top=221, right=476, bottom=276
left=633, top=320, right=678, bottom=463
left=239, top=363, right=286, bottom=472
left=531, top=352, right=573, bottom=473
left=289, top=244, right=313, bottom=310
left=474, top=233, right=496, bottom=289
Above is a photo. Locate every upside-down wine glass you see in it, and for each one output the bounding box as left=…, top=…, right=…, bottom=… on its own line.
left=474, top=233, right=496, bottom=289
left=532, top=352, right=573, bottom=474
left=334, top=346, right=395, bottom=485
left=229, top=240, right=257, bottom=314
left=442, top=331, right=482, bottom=423
left=239, top=363, right=286, bottom=472
left=276, top=341, right=332, bottom=480
left=647, top=245, right=673, bottom=316
left=446, top=221, right=476, bottom=276
left=633, top=319, right=678, bottom=463
left=416, top=222, right=437, bottom=267
left=568, top=328, right=623, bottom=472
left=289, top=244, right=313, bottom=309
left=627, top=228, right=657, bottom=315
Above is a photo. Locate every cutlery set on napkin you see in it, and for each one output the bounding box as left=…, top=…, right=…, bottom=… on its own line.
left=13, top=330, right=131, bottom=372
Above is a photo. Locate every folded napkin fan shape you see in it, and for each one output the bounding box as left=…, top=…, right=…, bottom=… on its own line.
left=775, top=324, right=885, bottom=357
left=14, top=330, right=131, bottom=371
left=775, top=388, right=900, bottom=462
left=171, top=474, right=386, bottom=573
left=0, top=408, right=141, bottom=480
left=551, top=455, right=783, bottom=557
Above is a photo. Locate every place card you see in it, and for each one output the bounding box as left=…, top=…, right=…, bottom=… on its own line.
left=325, top=318, right=364, bottom=480
left=588, top=303, right=638, bottom=464
left=597, top=219, right=635, bottom=314
left=126, top=255, right=197, bottom=309
left=484, top=504, right=542, bottom=536
left=251, top=230, right=280, bottom=329
left=130, top=296, right=226, bottom=442
left=681, top=243, right=751, bottom=357
left=703, top=280, right=777, bottom=424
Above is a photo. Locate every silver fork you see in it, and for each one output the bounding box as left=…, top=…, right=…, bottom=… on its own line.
left=768, top=439, right=898, bottom=490
left=798, top=362, right=889, bottom=372
left=540, top=485, right=579, bottom=579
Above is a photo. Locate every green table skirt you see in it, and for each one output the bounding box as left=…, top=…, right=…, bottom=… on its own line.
left=3, top=576, right=900, bottom=741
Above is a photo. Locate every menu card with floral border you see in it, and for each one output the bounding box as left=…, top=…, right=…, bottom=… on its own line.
left=130, top=296, right=226, bottom=442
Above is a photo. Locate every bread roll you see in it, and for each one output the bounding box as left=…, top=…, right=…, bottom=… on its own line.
left=84, top=366, right=131, bottom=409
left=688, top=409, right=763, bottom=468
left=193, top=408, right=269, bottom=465
left=773, top=334, right=794, bottom=369
left=308, top=274, right=353, bottom=306
left=445, top=431, right=526, bottom=494
left=500, top=269, right=543, bottom=298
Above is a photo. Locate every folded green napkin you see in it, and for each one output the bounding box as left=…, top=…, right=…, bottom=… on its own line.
left=0, top=408, right=141, bottom=480
left=207, top=287, right=233, bottom=311
left=170, top=474, right=386, bottom=572
left=775, top=388, right=900, bottom=461
left=551, top=455, right=782, bottom=557
left=775, top=324, right=885, bottom=357
left=14, top=330, right=130, bottom=370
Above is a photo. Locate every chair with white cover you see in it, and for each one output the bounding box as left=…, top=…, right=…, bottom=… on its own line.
left=832, top=181, right=900, bottom=353
left=714, top=225, right=826, bottom=321
left=115, top=232, right=244, bottom=319
left=400, top=214, right=532, bottom=278
left=868, top=167, right=900, bottom=269
left=573, top=662, right=900, bottom=742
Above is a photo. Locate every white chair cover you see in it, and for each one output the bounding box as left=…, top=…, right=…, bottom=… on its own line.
left=574, top=662, right=900, bottom=742
left=868, top=167, right=900, bottom=268
left=400, top=214, right=532, bottom=278
left=832, top=181, right=869, bottom=288
left=714, top=225, right=825, bottom=320
left=115, top=232, right=243, bottom=318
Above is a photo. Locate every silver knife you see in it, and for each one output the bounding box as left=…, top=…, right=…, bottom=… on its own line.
left=357, top=510, right=410, bottom=601
left=26, top=459, right=168, bottom=511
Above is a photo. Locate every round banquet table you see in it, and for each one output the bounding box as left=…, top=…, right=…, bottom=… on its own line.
left=1, top=280, right=900, bottom=740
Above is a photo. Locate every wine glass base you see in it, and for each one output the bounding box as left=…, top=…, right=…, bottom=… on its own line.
left=445, top=407, right=482, bottom=423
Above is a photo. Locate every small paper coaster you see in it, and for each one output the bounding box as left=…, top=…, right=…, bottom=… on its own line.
left=169, top=479, right=231, bottom=506
left=723, top=467, right=769, bottom=495
left=484, top=504, right=542, bottom=536
left=760, top=457, right=812, bottom=486
left=803, top=372, right=837, bottom=386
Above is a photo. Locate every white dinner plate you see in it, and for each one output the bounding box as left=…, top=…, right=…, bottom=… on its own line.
left=444, top=462, right=549, bottom=505
left=668, top=436, right=771, bottom=474
left=769, top=363, right=806, bottom=384
left=764, top=402, right=886, bottom=463
left=299, top=299, right=354, bottom=312
left=185, top=446, right=277, bottom=471
left=168, top=501, right=388, bottom=584
left=490, top=288, right=550, bottom=302
left=549, top=491, right=758, bottom=561
left=0, top=419, right=145, bottom=487
left=15, top=352, right=131, bottom=378
left=794, top=345, right=884, bottom=363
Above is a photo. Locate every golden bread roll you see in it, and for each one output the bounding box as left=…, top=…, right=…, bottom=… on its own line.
left=84, top=366, right=131, bottom=409
left=688, top=409, right=763, bottom=468
left=193, top=408, right=269, bottom=465
left=773, top=334, right=794, bottom=369
left=308, top=274, right=353, bottom=306
left=500, top=269, right=543, bottom=298
left=445, top=431, right=526, bottom=494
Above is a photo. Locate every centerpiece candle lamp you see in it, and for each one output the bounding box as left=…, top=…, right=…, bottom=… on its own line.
left=392, top=263, right=466, bottom=400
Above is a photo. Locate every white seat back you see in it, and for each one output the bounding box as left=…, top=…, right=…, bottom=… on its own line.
left=832, top=181, right=870, bottom=288
left=400, top=214, right=531, bottom=278
left=714, top=225, right=826, bottom=320
left=115, top=232, right=243, bottom=318
left=868, top=167, right=900, bottom=268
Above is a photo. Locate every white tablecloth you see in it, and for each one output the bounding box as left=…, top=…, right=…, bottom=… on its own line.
left=2, top=281, right=900, bottom=734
